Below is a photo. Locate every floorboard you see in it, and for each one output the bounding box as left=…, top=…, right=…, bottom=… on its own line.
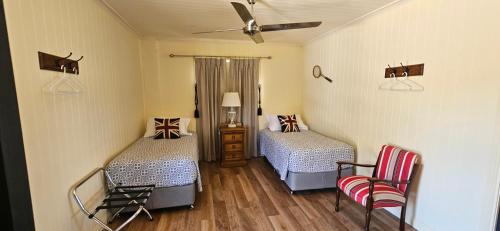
left=112, top=158, right=416, bottom=231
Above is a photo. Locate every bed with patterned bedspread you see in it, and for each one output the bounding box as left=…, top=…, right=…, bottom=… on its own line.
left=259, top=129, right=354, bottom=182
left=106, top=135, right=202, bottom=192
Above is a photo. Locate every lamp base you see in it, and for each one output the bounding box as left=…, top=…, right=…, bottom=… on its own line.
left=227, top=109, right=237, bottom=128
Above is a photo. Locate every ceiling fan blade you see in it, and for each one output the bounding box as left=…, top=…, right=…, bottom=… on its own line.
left=249, top=32, right=264, bottom=44
left=192, top=28, right=242, bottom=34
left=231, top=2, right=254, bottom=23
left=260, top=21, right=322, bottom=32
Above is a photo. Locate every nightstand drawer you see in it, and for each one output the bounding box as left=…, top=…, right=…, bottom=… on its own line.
left=224, top=143, right=243, bottom=152
left=225, top=152, right=243, bottom=161
left=222, top=134, right=243, bottom=143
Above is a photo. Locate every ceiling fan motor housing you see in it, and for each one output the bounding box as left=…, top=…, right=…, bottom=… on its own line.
left=244, top=19, right=259, bottom=35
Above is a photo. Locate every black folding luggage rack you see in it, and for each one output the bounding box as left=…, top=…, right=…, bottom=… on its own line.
left=71, top=168, right=155, bottom=231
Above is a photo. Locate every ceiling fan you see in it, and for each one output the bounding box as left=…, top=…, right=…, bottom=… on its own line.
left=193, top=0, right=322, bottom=44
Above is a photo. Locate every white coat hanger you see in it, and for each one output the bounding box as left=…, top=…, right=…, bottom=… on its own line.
left=43, top=65, right=82, bottom=94
left=55, top=65, right=81, bottom=94
left=43, top=65, right=66, bottom=93
left=70, top=66, right=86, bottom=91
left=402, top=70, right=425, bottom=91
left=378, top=72, right=396, bottom=90
left=390, top=69, right=413, bottom=91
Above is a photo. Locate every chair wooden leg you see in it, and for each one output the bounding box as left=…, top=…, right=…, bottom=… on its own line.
left=400, top=205, right=407, bottom=231
left=365, top=206, right=372, bottom=231
left=335, top=188, right=340, bottom=212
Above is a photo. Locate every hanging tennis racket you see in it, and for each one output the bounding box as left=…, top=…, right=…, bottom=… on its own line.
left=312, top=65, right=332, bottom=83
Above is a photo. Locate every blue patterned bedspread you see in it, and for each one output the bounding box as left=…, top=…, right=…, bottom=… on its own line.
left=106, top=135, right=202, bottom=191
left=259, top=129, right=354, bottom=180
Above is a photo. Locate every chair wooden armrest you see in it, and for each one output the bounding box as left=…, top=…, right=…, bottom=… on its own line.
left=366, top=177, right=410, bottom=185
left=336, top=161, right=376, bottom=168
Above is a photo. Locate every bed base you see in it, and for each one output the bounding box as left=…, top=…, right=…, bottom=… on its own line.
left=285, top=168, right=353, bottom=193
left=263, top=156, right=353, bottom=193
left=145, top=183, right=196, bottom=210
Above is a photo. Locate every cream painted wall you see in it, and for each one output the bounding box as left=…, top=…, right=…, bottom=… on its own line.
left=4, top=0, right=144, bottom=230
left=304, top=0, right=500, bottom=230
left=140, top=39, right=304, bottom=131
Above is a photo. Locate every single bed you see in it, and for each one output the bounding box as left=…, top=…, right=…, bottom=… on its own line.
left=105, top=135, right=201, bottom=210
left=259, top=128, right=354, bottom=192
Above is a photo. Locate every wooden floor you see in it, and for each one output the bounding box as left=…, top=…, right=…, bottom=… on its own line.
left=114, top=158, right=416, bottom=231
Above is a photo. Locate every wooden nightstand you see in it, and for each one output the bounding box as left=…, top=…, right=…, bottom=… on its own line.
left=219, top=125, right=247, bottom=167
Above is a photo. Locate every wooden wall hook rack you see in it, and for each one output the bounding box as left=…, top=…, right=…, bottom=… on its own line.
left=38, top=51, right=83, bottom=75
left=385, top=63, right=424, bottom=78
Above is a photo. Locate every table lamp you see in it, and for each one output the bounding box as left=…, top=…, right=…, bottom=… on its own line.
left=222, top=92, right=241, bottom=128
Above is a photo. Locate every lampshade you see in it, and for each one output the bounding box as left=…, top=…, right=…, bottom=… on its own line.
left=221, top=92, right=241, bottom=107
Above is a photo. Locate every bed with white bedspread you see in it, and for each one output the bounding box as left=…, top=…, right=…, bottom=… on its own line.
left=259, top=129, right=354, bottom=192
left=106, top=135, right=200, bottom=209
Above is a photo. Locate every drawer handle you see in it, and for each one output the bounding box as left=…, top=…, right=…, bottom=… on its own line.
left=232, top=135, right=236, bottom=140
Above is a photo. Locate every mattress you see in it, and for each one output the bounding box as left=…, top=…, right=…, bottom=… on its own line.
left=106, top=135, right=202, bottom=191
left=259, top=129, right=354, bottom=180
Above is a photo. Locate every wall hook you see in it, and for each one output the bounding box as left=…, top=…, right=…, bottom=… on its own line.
left=387, top=64, right=396, bottom=77
left=400, top=62, right=409, bottom=74
left=56, top=52, right=73, bottom=66
left=69, top=56, right=83, bottom=74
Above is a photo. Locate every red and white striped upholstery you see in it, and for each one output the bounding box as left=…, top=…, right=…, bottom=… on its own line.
left=338, top=145, right=418, bottom=208
left=375, top=145, right=418, bottom=193
left=338, top=176, right=406, bottom=208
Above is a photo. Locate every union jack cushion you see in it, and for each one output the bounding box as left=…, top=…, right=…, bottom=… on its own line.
left=154, top=118, right=180, bottom=139
left=277, top=115, right=300, bottom=133
left=338, top=175, right=406, bottom=208
left=375, top=145, right=418, bottom=193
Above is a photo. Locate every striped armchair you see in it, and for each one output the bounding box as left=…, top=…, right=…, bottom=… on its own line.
left=335, top=145, right=419, bottom=231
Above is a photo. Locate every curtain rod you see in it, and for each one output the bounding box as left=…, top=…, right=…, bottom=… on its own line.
left=169, top=54, right=272, bottom=60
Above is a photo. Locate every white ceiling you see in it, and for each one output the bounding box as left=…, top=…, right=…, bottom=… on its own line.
left=103, top=0, right=398, bottom=44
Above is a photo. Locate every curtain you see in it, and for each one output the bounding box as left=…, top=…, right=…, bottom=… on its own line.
left=227, top=59, right=259, bottom=158
left=195, top=58, right=225, bottom=162
left=195, top=58, right=260, bottom=161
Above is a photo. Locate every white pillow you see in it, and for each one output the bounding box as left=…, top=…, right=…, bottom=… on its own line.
left=144, top=117, right=192, bottom=137
left=266, top=114, right=309, bottom=131
left=295, top=114, right=309, bottom=131
left=266, top=115, right=281, bottom=131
